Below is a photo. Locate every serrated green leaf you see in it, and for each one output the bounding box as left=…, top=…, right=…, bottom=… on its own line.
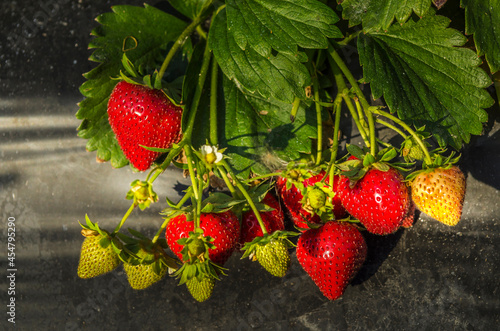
left=76, top=4, right=189, bottom=168
left=342, top=0, right=433, bottom=32
left=461, top=0, right=500, bottom=73
left=226, top=0, right=342, bottom=59
left=209, top=8, right=311, bottom=104
left=169, top=0, right=213, bottom=19
left=220, top=75, right=318, bottom=178
left=358, top=14, right=494, bottom=149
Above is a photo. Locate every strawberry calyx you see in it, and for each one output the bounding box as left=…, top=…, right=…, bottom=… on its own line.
left=126, top=180, right=158, bottom=210
left=79, top=214, right=126, bottom=262
left=113, top=53, right=182, bottom=107
left=161, top=191, right=245, bottom=224
left=406, top=149, right=461, bottom=181
left=117, top=228, right=179, bottom=271
left=279, top=161, right=322, bottom=193
left=296, top=215, right=363, bottom=232
left=301, top=182, right=337, bottom=222
left=240, top=230, right=298, bottom=261
left=337, top=144, right=413, bottom=187
left=172, top=229, right=228, bottom=299
left=177, top=228, right=216, bottom=264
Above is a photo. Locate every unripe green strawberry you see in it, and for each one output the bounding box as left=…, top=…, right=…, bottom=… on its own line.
left=255, top=239, right=290, bottom=278
left=77, top=230, right=120, bottom=279
left=306, top=188, right=327, bottom=209
left=123, top=260, right=167, bottom=290
left=186, top=276, right=215, bottom=302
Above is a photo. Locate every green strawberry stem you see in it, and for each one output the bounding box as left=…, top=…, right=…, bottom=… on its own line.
left=196, top=25, right=207, bottom=40
left=354, top=98, right=369, bottom=133
left=337, top=30, right=362, bottom=47
left=152, top=190, right=194, bottom=244
left=184, top=146, right=201, bottom=228
left=371, top=108, right=432, bottom=164
left=195, top=163, right=204, bottom=230
left=217, top=167, right=238, bottom=197
left=152, top=219, right=170, bottom=244
left=328, top=42, right=377, bottom=156
left=150, top=40, right=213, bottom=184
left=242, top=172, right=282, bottom=183
left=184, top=147, right=199, bottom=201
left=157, top=9, right=211, bottom=83
left=342, top=93, right=370, bottom=146
left=325, top=93, right=343, bottom=186
left=314, top=87, right=323, bottom=166
left=307, top=60, right=324, bottom=165
left=210, top=57, right=219, bottom=145
left=220, top=160, right=268, bottom=235
left=182, top=42, right=212, bottom=141
left=327, top=50, right=370, bottom=147
left=112, top=203, right=136, bottom=234
left=145, top=166, right=160, bottom=182
left=149, top=142, right=185, bottom=183
left=375, top=118, right=408, bottom=139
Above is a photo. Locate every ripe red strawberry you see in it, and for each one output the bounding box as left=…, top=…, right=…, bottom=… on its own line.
left=337, top=167, right=409, bottom=235
left=401, top=200, right=416, bottom=228
left=239, top=193, right=285, bottom=246
left=166, top=211, right=240, bottom=266
left=410, top=166, right=466, bottom=226
left=276, top=170, right=346, bottom=230
left=107, top=81, right=182, bottom=171
left=296, top=221, right=367, bottom=300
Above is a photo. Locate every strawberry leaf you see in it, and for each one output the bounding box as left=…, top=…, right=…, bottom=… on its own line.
left=209, top=8, right=311, bottom=103
left=76, top=5, right=189, bottom=168
left=226, top=0, right=342, bottom=58
left=342, top=0, right=433, bottom=32
left=219, top=75, right=318, bottom=178
left=169, top=0, right=213, bottom=19
left=461, top=0, right=500, bottom=73
left=358, top=14, right=494, bottom=149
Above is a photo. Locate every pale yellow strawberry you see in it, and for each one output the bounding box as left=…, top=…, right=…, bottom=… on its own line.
left=123, top=261, right=167, bottom=290
left=77, top=231, right=120, bottom=279
left=186, top=276, right=215, bottom=302
left=411, top=166, right=466, bottom=226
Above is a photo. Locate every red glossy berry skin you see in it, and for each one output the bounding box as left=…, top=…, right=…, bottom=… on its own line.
left=337, top=168, right=409, bottom=235
left=107, top=81, right=182, bottom=171
left=166, top=211, right=240, bottom=266
left=277, top=171, right=346, bottom=230
left=239, top=193, right=285, bottom=246
left=296, top=221, right=367, bottom=300
left=401, top=200, right=416, bottom=228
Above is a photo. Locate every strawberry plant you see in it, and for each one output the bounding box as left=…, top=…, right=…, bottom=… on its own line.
left=75, top=1, right=499, bottom=301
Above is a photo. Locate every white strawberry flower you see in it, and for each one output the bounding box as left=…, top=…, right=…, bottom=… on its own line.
left=201, top=145, right=223, bottom=165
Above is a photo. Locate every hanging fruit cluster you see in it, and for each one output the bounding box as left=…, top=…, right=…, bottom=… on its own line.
left=75, top=1, right=497, bottom=302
